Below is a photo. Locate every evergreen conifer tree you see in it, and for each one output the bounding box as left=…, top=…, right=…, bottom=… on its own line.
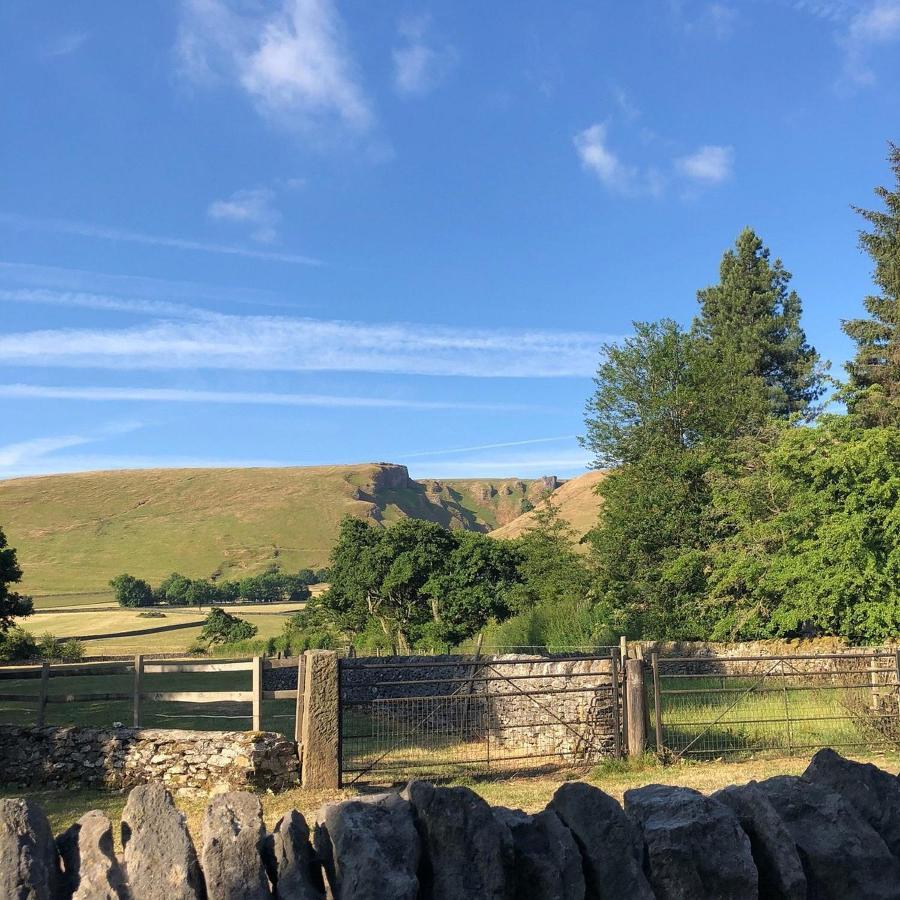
left=842, top=143, right=900, bottom=426
left=695, top=228, right=822, bottom=419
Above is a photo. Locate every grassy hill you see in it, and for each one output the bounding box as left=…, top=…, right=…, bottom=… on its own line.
left=0, top=464, right=551, bottom=604
left=490, top=469, right=607, bottom=546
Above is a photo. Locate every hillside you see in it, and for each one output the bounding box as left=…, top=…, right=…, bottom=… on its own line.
left=490, top=469, right=607, bottom=545
left=0, top=464, right=551, bottom=602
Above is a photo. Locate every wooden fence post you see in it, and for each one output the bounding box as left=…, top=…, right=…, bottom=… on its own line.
left=37, top=661, right=50, bottom=727
left=252, top=656, right=263, bottom=731
left=133, top=654, right=143, bottom=728
left=625, top=658, right=647, bottom=757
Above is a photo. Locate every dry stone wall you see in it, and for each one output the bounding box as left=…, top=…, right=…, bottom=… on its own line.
left=5, top=749, right=900, bottom=898
left=0, top=725, right=299, bottom=794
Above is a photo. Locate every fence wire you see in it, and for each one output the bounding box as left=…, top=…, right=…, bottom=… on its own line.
left=339, top=652, right=622, bottom=785
left=653, top=650, right=900, bottom=760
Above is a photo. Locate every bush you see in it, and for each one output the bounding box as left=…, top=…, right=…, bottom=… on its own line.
left=34, top=633, right=86, bottom=661
left=198, top=607, right=258, bottom=646
left=110, top=574, right=154, bottom=608
left=0, top=627, right=37, bottom=661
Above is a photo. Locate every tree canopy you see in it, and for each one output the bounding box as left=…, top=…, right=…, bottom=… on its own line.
left=0, top=526, right=32, bottom=632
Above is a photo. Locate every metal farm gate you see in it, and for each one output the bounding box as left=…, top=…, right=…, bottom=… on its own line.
left=338, top=652, right=624, bottom=786
left=650, top=650, right=900, bottom=760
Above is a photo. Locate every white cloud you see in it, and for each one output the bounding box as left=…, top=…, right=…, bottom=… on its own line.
left=0, top=435, right=93, bottom=468
left=41, top=32, right=89, bottom=59
left=0, top=212, right=320, bottom=265
left=0, top=313, right=611, bottom=378
left=1, top=287, right=211, bottom=320
left=573, top=123, right=664, bottom=196
left=0, top=384, right=531, bottom=413
left=839, top=1, right=900, bottom=85
left=392, top=16, right=456, bottom=97
left=0, top=422, right=144, bottom=473
left=177, top=0, right=373, bottom=134
left=676, top=144, right=734, bottom=183
left=208, top=188, right=281, bottom=243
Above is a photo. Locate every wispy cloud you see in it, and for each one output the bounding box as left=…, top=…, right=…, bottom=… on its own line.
left=573, top=123, right=664, bottom=196
left=0, top=261, right=305, bottom=313
left=0, top=384, right=532, bottom=413
left=0, top=434, right=94, bottom=468
left=409, top=452, right=591, bottom=479
left=208, top=187, right=281, bottom=243
left=41, top=31, right=89, bottom=59
left=839, top=1, right=900, bottom=85
left=392, top=15, right=457, bottom=97
left=675, top=145, right=734, bottom=183
left=0, top=212, right=320, bottom=265
left=0, top=287, right=211, bottom=320
left=400, top=435, right=577, bottom=459
left=177, top=0, right=373, bottom=135
left=0, top=313, right=610, bottom=378
left=0, top=422, right=144, bottom=474
left=668, top=2, right=738, bottom=39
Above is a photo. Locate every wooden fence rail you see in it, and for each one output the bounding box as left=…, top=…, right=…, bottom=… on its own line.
left=0, top=654, right=306, bottom=735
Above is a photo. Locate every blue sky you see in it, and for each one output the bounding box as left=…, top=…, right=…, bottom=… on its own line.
left=1, top=0, right=899, bottom=481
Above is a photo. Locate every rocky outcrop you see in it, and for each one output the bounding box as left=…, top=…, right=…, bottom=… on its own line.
left=57, top=811, right=128, bottom=900
left=402, top=781, right=513, bottom=899
left=269, top=810, right=324, bottom=899
left=547, top=782, right=652, bottom=899
left=120, top=782, right=205, bottom=900
left=758, top=774, right=900, bottom=899
left=624, top=784, right=758, bottom=899
left=8, top=751, right=900, bottom=899
left=712, top=782, right=806, bottom=900
left=0, top=798, right=63, bottom=900
left=493, top=807, right=584, bottom=900
left=314, top=793, right=420, bottom=900
left=202, top=792, right=272, bottom=900
left=804, top=746, right=900, bottom=858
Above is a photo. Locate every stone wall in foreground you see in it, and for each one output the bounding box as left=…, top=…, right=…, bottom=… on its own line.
left=0, top=725, right=299, bottom=794
left=4, top=749, right=900, bottom=898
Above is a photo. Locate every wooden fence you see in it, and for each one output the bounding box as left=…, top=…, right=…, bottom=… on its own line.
left=0, top=654, right=306, bottom=739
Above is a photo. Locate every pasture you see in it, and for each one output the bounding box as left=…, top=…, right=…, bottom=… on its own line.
left=17, top=602, right=304, bottom=655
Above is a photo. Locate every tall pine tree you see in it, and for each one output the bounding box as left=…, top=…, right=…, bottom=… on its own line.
left=843, top=143, right=900, bottom=427
left=695, top=228, right=823, bottom=420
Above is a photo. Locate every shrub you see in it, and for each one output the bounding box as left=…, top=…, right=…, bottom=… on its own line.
left=0, top=627, right=37, bottom=661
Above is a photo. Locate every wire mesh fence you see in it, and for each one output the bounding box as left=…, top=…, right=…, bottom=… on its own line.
left=338, top=651, right=623, bottom=785
left=651, top=650, right=900, bottom=760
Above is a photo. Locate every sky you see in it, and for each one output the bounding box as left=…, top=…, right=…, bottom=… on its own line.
left=1, top=0, right=899, bottom=481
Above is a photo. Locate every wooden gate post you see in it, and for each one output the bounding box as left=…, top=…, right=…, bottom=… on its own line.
left=37, top=661, right=50, bottom=727
left=300, top=650, right=340, bottom=789
left=252, top=656, right=263, bottom=731
left=132, top=654, right=144, bottom=728
left=625, top=658, right=647, bottom=757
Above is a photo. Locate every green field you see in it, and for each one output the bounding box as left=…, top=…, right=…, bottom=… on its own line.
left=0, top=464, right=551, bottom=603
left=18, top=602, right=303, bottom=655
left=0, top=666, right=296, bottom=736
left=656, top=673, right=900, bottom=759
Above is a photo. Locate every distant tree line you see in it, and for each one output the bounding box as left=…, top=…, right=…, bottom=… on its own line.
left=109, top=567, right=327, bottom=609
